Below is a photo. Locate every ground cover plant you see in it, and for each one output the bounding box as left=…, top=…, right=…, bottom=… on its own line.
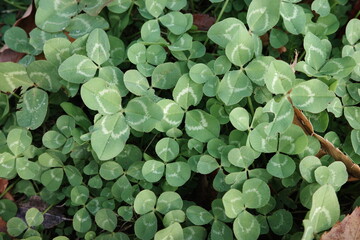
left=0, top=0, right=360, bottom=239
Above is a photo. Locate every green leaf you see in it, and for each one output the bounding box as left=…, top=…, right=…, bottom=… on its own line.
left=211, top=220, right=233, bottom=240
left=0, top=62, right=33, bottom=93
left=222, top=189, right=245, bottom=218
left=351, top=129, right=360, bottom=154
left=42, top=131, right=66, bottom=149
left=71, top=185, right=89, bottom=206
left=91, top=113, right=130, bottom=161
left=7, top=217, right=27, bottom=237
left=125, top=96, right=163, bottom=132
left=35, top=0, right=77, bottom=32
left=183, top=226, right=207, bottom=240
left=264, top=98, right=294, bottom=135
left=146, top=45, right=167, bottom=65
left=134, top=189, right=157, bottom=215
left=163, top=210, right=185, bottom=227
left=346, top=18, right=360, bottom=45
left=0, top=199, right=17, bottom=221
left=152, top=63, right=182, bottom=89
left=266, top=153, right=295, bottom=178
left=320, top=57, right=356, bottom=78
left=107, top=0, right=132, bottom=13
left=185, top=110, right=220, bottom=143
left=25, top=208, right=44, bottom=227
left=7, top=128, right=32, bottom=156
left=280, top=2, right=306, bottom=35
left=311, top=0, right=330, bottom=17
left=61, top=102, right=92, bottom=131
left=186, top=206, right=213, bottom=225
left=43, top=38, right=71, bottom=65
left=229, top=107, right=250, bottom=131
left=99, top=161, right=123, bottom=180
left=166, top=0, right=186, bottom=10
left=41, top=168, right=64, bottom=191
left=299, top=156, right=322, bottom=183
left=81, top=77, right=122, bottom=115
left=218, top=70, right=253, bottom=106
left=95, top=209, right=117, bottom=232
left=127, top=43, right=146, bottom=65
left=155, top=138, right=179, bottom=162
left=141, top=20, right=161, bottom=42
left=278, top=124, right=308, bottom=155
left=58, top=55, right=97, bottom=84
left=73, top=208, right=92, bottom=233
left=228, top=146, right=260, bottom=169
left=243, top=178, right=271, bottom=209
left=173, top=74, right=203, bottom=109
left=303, top=32, right=331, bottom=71
left=166, top=161, right=191, bottom=187
left=16, top=158, right=40, bottom=180
left=134, top=212, right=157, bottom=240
left=4, top=27, right=34, bottom=53
left=159, top=12, right=188, bottom=35
left=169, top=33, right=193, bottom=51
left=156, top=191, right=183, bottom=214
left=38, top=151, right=64, bottom=168
left=213, top=55, right=232, bottom=75
left=145, top=0, right=167, bottom=18
left=247, top=0, right=281, bottom=35
left=189, top=63, right=215, bottom=84
left=267, top=209, right=293, bottom=235
left=245, top=56, right=275, bottom=86
left=309, top=184, right=340, bottom=233
left=64, top=165, right=83, bottom=186
left=197, top=155, right=219, bottom=174
left=344, top=107, right=360, bottom=129
left=27, top=60, right=62, bottom=92
left=225, top=31, right=254, bottom=67
left=86, top=28, right=110, bottom=65
left=264, top=60, right=295, bottom=94
left=155, top=222, right=183, bottom=240
left=142, top=160, right=165, bottom=182
left=66, top=14, right=109, bottom=39
left=233, top=211, right=260, bottom=240
left=269, top=29, right=289, bottom=48
left=290, top=79, right=335, bottom=113
left=155, top=99, right=184, bottom=132
left=208, top=18, right=248, bottom=48
left=249, top=123, right=278, bottom=153
left=16, top=88, right=48, bottom=130
left=123, top=70, right=150, bottom=96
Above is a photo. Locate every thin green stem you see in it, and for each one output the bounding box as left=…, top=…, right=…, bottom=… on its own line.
left=214, top=0, right=230, bottom=24
left=355, top=10, right=360, bottom=19
left=190, top=0, right=195, bottom=13
left=298, top=50, right=306, bottom=62
left=247, top=96, right=255, bottom=116
left=4, top=0, right=28, bottom=10
left=138, top=41, right=169, bottom=46
left=43, top=203, right=55, bottom=215
left=0, top=179, right=19, bottom=199
left=203, top=4, right=214, bottom=14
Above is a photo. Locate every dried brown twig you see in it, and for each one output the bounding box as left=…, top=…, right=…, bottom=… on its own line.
left=292, top=105, right=360, bottom=179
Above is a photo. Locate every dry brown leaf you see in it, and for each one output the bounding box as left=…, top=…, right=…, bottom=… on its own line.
left=0, top=217, right=7, bottom=233
left=321, top=207, right=360, bottom=240
left=0, top=178, right=8, bottom=193
left=193, top=13, right=216, bottom=31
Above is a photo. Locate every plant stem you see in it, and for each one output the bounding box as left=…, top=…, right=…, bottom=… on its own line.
left=355, top=10, right=360, bottom=19
left=0, top=180, right=19, bottom=199
left=4, top=0, right=28, bottom=10
left=247, top=96, right=255, bottom=116
left=215, top=0, right=230, bottom=24
left=43, top=203, right=55, bottom=215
